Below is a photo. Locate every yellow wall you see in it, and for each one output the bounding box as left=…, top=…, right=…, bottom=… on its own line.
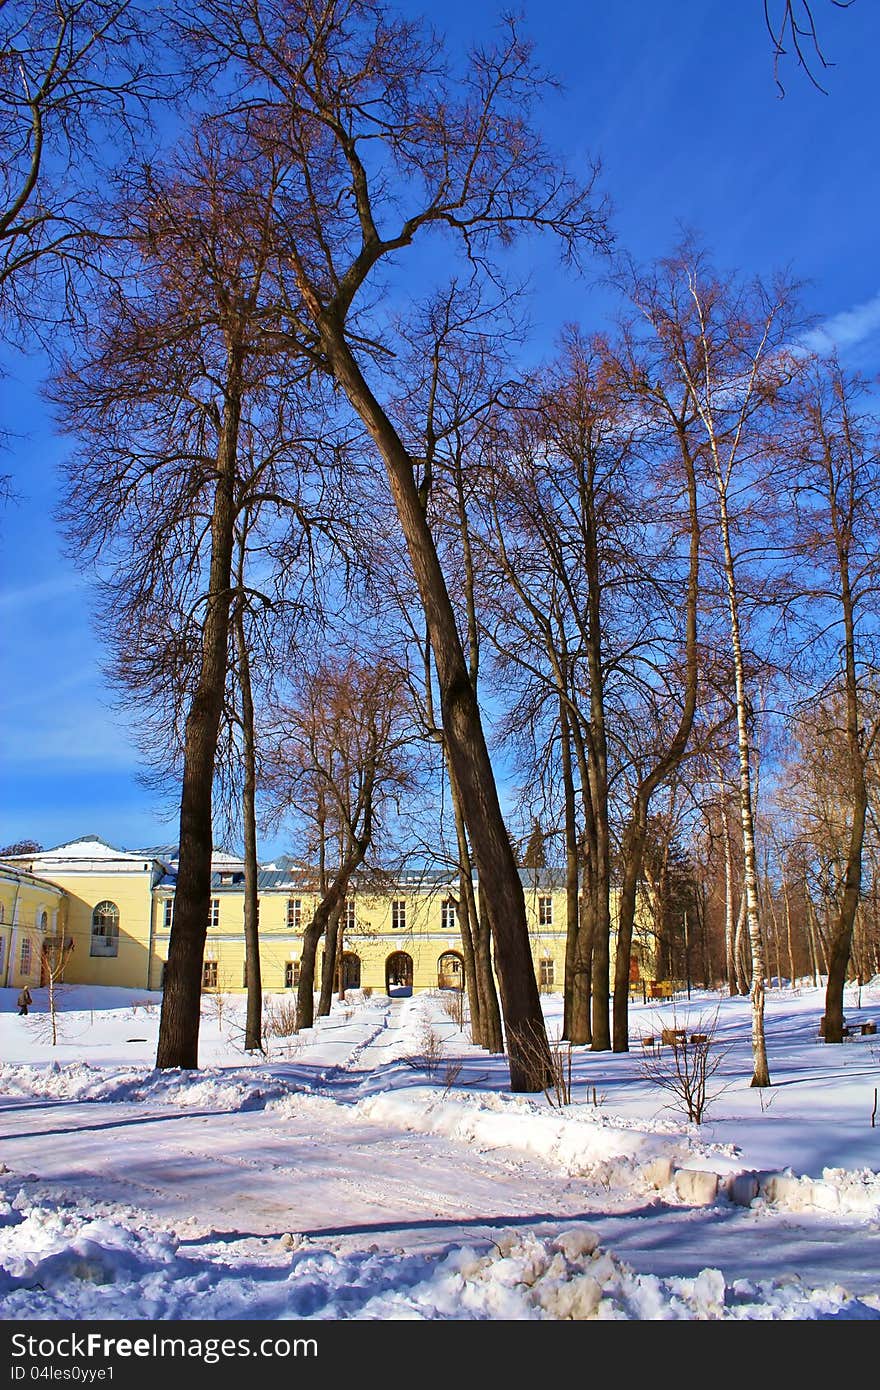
left=12, top=851, right=659, bottom=998
left=41, top=870, right=156, bottom=990
left=0, top=873, right=66, bottom=990
left=150, top=883, right=574, bottom=996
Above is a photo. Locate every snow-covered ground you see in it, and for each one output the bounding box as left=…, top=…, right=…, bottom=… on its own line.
left=0, top=980, right=878, bottom=1320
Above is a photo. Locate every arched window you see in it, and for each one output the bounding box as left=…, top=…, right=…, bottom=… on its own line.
left=91, top=901, right=120, bottom=957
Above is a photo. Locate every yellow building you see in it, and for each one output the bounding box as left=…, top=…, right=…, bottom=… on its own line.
left=5, top=836, right=656, bottom=998
left=0, top=862, right=67, bottom=991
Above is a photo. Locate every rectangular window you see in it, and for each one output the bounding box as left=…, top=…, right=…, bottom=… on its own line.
left=209, top=899, right=220, bottom=928
left=538, top=895, right=553, bottom=928
left=20, top=938, right=32, bottom=975
left=344, top=898, right=356, bottom=930
left=202, top=960, right=218, bottom=990
left=540, top=958, right=555, bottom=989
left=285, top=960, right=300, bottom=989
left=391, top=899, right=406, bottom=931
left=163, top=898, right=174, bottom=930
left=287, top=897, right=302, bottom=930
left=441, top=898, right=457, bottom=930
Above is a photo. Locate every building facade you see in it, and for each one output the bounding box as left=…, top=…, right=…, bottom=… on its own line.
left=5, top=836, right=656, bottom=997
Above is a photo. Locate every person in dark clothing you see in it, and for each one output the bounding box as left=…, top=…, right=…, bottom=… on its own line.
left=17, top=987, right=32, bottom=1017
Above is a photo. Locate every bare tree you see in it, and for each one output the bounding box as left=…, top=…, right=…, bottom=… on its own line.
left=0, top=0, right=154, bottom=325
left=265, top=654, right=418, bottom=1032
left=628, top=243, right=804, bottom=1087
left=173, top=0, right=610, bottom=1090
left=763, top=0, right=856, bottom=93
left=55, top=125, right=334, bottom=1069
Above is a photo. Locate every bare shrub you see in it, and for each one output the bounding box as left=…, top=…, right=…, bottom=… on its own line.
left=403, top=1020, right=446, bottom=1078
left=438, top=988, right=468, bottom=1031
left=263, top=998, right=299, bottom=1038
left=129, top=999, right=156, bottom=1016
left=640, top=1010, right=729, bottom=1124
left=441, top=1061, right=463, bottom=1095
left=516, top=1027, right=573, bottom=1107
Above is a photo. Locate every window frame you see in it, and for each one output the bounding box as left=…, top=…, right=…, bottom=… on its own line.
left=90, top=900, right=120, bottom=957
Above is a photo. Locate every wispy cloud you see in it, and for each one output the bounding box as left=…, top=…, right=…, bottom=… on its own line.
left=0, top=573, right=84, bottom=614
left=803, top=290, right=880, bottom=357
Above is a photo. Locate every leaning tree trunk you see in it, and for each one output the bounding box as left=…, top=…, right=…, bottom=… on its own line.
left=298, top=842, right=368, bottom=1032
left=323, top=333, right=550, bottom=1089
left=447, top=746, right=503, bottom=1050
left=157, top=360, right=242, bottom=1070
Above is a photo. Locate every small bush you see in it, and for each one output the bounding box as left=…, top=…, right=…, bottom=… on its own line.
left=403, top=1020, right=446, bottom=1078
left=640, top=1010, right=729, bottom=1124
left=263, top=999, right=299, bottom=1038
left=438, top=987, right=468, bottom=1031
left=514, top=1026, right=573, bottom=1106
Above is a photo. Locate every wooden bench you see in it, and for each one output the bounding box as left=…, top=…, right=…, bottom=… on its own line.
left=818, top=1018, right=877, bottom=1041
left=661, top=1027, right=687, bottom=1048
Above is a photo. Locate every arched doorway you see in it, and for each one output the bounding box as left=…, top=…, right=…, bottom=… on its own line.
left=385, top=951, right=413, bottom=996
left=437, top=950, right=464, bottom=990
left=341, top=952, right=361, bottom=990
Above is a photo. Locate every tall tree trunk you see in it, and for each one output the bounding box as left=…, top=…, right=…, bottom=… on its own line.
left=450, top=787, right=486, bottom=1048
left=822, top=536, right=868, bottom=1041
left=781, top=866, right=797, bottom=988
left=720, top=787, right=740, bottom=995
left=715, top=476, right=771, bottom=1086
left=804, top=888, right=822, bottom=986
left=323, top=332, right=549, bottom=1089
left=560, top=700, right=581, bottom=1042
left=318, top=899, right=344, bottom=1016
left=445, top=739, right=502, bottom=1051
left=157, top=359, right=242, bottom=1070
left=234, top=581, right=263, bottom=1054
left=567, top=709, right=595, bottom=1045
left=612, top=437, right=699, bottom=1050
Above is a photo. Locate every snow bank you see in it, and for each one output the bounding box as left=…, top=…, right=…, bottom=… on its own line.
left=1, top=1191, right=875, bottom=1321
left=355, top=1086, right=705, bottom=1188
left=0, top=1061, right=295, bottom=1112
left=0, top=1194, right=179, bottom=1298
left=358, top=1228, right=878, bottom=1320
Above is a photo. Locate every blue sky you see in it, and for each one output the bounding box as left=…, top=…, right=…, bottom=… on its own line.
left=2, top=0, right=879, bottom=857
